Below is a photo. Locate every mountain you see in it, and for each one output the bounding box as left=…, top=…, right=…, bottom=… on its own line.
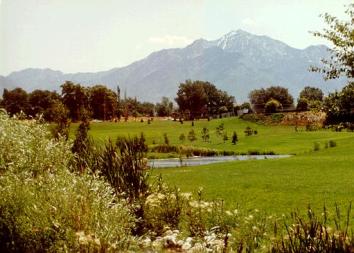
left=0, top=30, right=344, bottom=102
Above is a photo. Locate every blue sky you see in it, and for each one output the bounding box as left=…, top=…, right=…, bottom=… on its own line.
left=0, top=0, right=351, bottom=75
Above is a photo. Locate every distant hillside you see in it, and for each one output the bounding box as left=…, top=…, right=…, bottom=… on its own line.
left=0, top=30, right=344, bottom=102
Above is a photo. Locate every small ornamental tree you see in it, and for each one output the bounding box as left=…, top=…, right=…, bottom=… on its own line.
left=188, top=129, right=197, bottom=142
left=179, top=133, right=186, bottom=143
left=163, top=133, right=169, bottom=145
left=201, top=127, right=210, bottom=142
left=232, top=131, right=238, bottom=145
left=244, top=126, right=253, bottom=136
left=223, top=132, right=228, bottom=143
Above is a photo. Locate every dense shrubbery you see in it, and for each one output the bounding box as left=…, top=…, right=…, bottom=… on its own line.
left=0, top=110, right=136, bottom=252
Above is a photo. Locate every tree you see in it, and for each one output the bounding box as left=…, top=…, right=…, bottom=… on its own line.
left=61, top=81, right=89, bottom=121
left=296, top=98, right=309, bottom=111
left=299, top=86, right=324, bottom=102
left=249, top=86, right=293, bottom=112
left=223, top=132, right=228, bottom=143
left=232, top=131, right=238, bottom=145
left=50, top=100, right=71, bottom=140
left=163, top=133, right=169, bottom=145
left=88, top=85, right=118, bottom=120
left=201, top=127, right=210, bottom=142
left=156, top=97, right=173, bottom=117
left=187, top=129, right=197, bottom=142
left=311, top=4, right=354, bottom=80
left=323, top=82, right=354, bottom=124
left=1, top=88, right=29, bottom=116
left=179, top=133, right=186, bottom=143
left=28, top=90, right=61, bottom=121
left=175, top=80, right=208, bottom=120
left=175, top=80, right=234, bottom=119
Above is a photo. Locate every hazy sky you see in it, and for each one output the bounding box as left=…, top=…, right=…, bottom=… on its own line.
left=0, top=0, right=351, bottom=75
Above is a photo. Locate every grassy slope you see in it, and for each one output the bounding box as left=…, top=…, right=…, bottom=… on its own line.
left=74, top=117, right=352, bottom=155
left=74, top=117, right=354, bottom=214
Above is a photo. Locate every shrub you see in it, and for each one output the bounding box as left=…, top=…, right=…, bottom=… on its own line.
left=188, top=129, right=197, bottom=142
left=163, top=133, right=170, bottom=145
left=265, top=99, right=282, bottom=113
left=329, top=140, right=337, bottom=148
left=244, top=126, right=253, bottom=136
left=201, top=127, right=210, bottom=142
left=98, top=134, right=149, bottom=201
left=313, top=142, right=320, bottom=151
left=232, top=131, right=238, bottom=145
left=179, top=133, right=186, bottom=143
left=271, top=206, right=354, bottom=253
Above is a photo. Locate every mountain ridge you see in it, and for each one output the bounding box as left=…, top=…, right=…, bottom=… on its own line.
left=0, top=30, right=343, bottom=102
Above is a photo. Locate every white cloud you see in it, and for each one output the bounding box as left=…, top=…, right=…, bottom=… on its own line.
left=242, top=18, right=256, bottom=27
left=148, top=35, right=193, bottom=46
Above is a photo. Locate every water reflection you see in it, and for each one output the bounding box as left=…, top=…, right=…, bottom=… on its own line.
left=149, top=155, right=292, bottom=168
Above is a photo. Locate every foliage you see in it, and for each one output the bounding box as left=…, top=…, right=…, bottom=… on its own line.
left=61, top=81, right=89, bottom=121
left=249, top=86, right=294, bottom=112
left=311, top=4, right=354, bottom=80
left=265, top=98, right=283, bottom=113
left=323, top=82, right=354, bottom=124
left=50, top=101, right=71, bottom=140
left=156, top=97, right=173, bottom=117
left=188, top=129, right=197, bottom=142
left=271, top=206, right=354, bottom=253
left=163, top=133, right=170, bottom=145
left=299, top=86, right=324, bottom=102
left=232, top=131, right=238, bottom=145
left=244, top=126, right=254, bottom=136
left=179, top=133, right=186, bottom=143
left=296, top=98, right=309, bottom=111
left=71, top=120, right=98, bottom=173
left=175, top=80, right=234, bottom=119
left=201, top=127, right=210, bottom=142
left=0, top=88, right=29, bottom=116
left=0, top=111, right=135, bottom=252
left=88, top=85, right=118, bottom=120
left=98, top=135, right=149, bottom=201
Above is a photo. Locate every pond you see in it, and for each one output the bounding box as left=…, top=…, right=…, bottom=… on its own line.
left=149, top=155, right=292, bottom=168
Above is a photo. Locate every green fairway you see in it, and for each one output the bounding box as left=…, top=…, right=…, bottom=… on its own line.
left=75, top=117, right=354, bottom=214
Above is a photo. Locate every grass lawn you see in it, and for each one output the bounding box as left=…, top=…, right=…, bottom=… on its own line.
left=73, top=117, right=352, bottom=155
left=73, top=117, right=354, bottom=214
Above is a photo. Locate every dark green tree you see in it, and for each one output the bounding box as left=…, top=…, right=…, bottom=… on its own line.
left=187, top=129, right=197, bottom=142
left=88, top=85, right=118, bottom=120
left=299, top=86, right=324, bottom=102
left=179, top=133, right=186, bottom=143
left=249, top=86, right=293, bottom=112
left=231, top=131, right=238, bottom=145
left=28, top=90, right=61, bottom=121
left=61, top=81, right=89, bottom=121
left=1, top=88, right=29, bottom=116
left=156, top=97, right=173, bottom=117
left=175, top=80, right=234, bottom=119
left=201, top=127, right=210, bottom=142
